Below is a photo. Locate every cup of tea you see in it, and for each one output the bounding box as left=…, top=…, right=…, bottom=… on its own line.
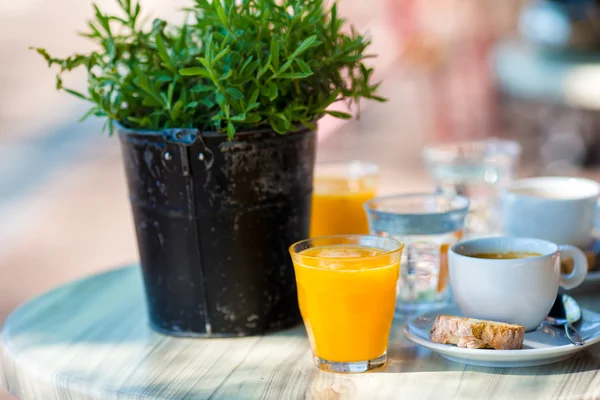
left=502, top=177, right=600, bottom=249
left=449, top=236, right=588, bottom=331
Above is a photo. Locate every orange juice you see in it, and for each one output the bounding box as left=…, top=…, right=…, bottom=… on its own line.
left=310, top=167, right=378, bottom=237
left=290, top=239, right=402, bottom=371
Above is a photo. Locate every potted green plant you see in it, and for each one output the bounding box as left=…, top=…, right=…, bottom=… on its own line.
left=34, top=0, right=385, bottom=337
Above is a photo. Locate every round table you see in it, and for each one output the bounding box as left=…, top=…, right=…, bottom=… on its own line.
left=1, top=266, right=600, bottom=400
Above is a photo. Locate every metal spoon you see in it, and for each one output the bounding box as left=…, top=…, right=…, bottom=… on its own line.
left=545, top=294, right=584, bottom=346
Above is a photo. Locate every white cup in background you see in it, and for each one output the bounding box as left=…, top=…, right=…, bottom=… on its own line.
left=503, top=177, right=600, bottom=249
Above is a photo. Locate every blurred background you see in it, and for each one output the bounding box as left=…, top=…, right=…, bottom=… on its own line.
left=2, top=0, right=600, bottom=397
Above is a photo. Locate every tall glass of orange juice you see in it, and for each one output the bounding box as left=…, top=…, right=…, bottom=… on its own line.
left=289, top=235, right=403, bottom=373
left=310, top=161, right=379, bottom=237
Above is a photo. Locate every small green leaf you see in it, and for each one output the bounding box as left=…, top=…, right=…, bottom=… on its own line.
left=179, top=67, right=211, bottom=78
left=277, top=72, right=312, bottom=79
left=270, top=36, right=280, bottom=70
left=211, top=47, right=231, bottom=66
left=260, top=84, right=270, bottom=97
left=177, top=23, right=188, bottom=50
left=295, top=59, right=312, bottom=74
left=155, top=34, right=172, bottom=68
left=160, top=92, right=169, bottom=107
left=142, top=97, right=161, bottom=106
left=64, top=88, right=90, bottom=101
left=93, top=4, right=111, bottom=35
left=167, top=82, right=175, bottom=106
left=303, top=120, right=318, bottom=131
left=152, top=18, right=167, bottom=34
left=85, top=22, right=102, bottom=38
left=205, top=33, right=214, bottom=62
left=32, top=47, right=52, bottom=63
left=368, top=95, right=387, bottom=102
left=227, top=121, right=235, bottom=139
left=291, top=35, right=321, bottom=58
left=269, top=112, right=291, bottom=133
left=240, top=55, right=254, bottom=75
left=225, top=87, right=244, bottom=100
left=195, top=57, right=211, bottom=70
left=268, top=82, right=278, bottom=101
left=240, top=61, right=258, bottom=77
left=198, top=98, right=215, bottom=108
left=78, top=107, right=98, bottom=122
left=172, top=100, right=184, bottom=120
left=244, top=114, right=261, bottom=123
left=214, top=1, right=230, bottom=30
left=219, top=69, right=233, bottom=81
left=191, top=84, right=215, bottom=93
left=325, top=110, right=352, bottom=119
left=246, top=102, right=260, bottom=112
left=249, top=89, right=259, bottom=105
left=134, top=1, right=141, bottom=19
left=54, top=75, right=63, bottom=90
left=278, top=59, right=294, bottom=74
left=257, top=64, right=270, bottom=79
left=216, top=92, right=226, bottom=108
left=230, top=113, right=246, bottom=122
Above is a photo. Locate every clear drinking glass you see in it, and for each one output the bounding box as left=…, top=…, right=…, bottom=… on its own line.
left=310, top=161, right=379, bottom=237
left=365, top=194, right=469, bottom=314
left=422, top=138, right=520, bottom=236
left=289, top=235, right=403, bottom=373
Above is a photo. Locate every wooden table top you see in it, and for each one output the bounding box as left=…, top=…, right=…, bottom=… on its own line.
left=1, top=266, right=599, bottom=400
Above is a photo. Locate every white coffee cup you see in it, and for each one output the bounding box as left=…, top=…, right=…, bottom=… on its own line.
left=449, top=236, right=588, bottom=331
left=503, top=177, right=600, bottom=248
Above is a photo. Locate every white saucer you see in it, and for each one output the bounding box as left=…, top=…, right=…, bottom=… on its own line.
left=403, top=305, right=600, bottom=368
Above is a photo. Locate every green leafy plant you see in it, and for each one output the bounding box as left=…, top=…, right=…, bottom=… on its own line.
left=33, top=0, right=385, bottom=139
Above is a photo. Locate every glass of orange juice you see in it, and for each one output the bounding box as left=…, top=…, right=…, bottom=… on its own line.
left=310, top=161, right=379, bottom=237
left=289, top=235, right=403, bottom=373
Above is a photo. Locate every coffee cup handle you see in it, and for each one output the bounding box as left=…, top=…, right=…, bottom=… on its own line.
left=559, top=245, right=589, bottom=290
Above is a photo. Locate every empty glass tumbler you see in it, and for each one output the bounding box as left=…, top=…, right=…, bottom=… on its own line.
left=422, top=138, right=520, bottom=236
left=365, top=193, right=469, bottom=313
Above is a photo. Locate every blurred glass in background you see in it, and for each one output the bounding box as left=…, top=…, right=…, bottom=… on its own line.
left=423, top=138, right=521, bottom=236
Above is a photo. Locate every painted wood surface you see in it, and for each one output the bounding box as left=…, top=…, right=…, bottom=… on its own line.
left=1, top=266, right=599, bottom=400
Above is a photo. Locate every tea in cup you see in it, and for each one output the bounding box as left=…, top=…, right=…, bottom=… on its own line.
left=449, top=236, right=588, bottom=331
left=502, top=177, right=600, bottom=248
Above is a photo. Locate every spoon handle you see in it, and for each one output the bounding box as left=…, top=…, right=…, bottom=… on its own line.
left=564, top=322, right=584, bottom=346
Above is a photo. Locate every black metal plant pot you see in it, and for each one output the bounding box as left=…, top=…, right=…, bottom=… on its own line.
left=118, top=124, right=316, bottom=336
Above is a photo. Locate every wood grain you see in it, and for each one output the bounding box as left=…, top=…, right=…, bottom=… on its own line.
left=1, top=266, right=599, bottom=400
